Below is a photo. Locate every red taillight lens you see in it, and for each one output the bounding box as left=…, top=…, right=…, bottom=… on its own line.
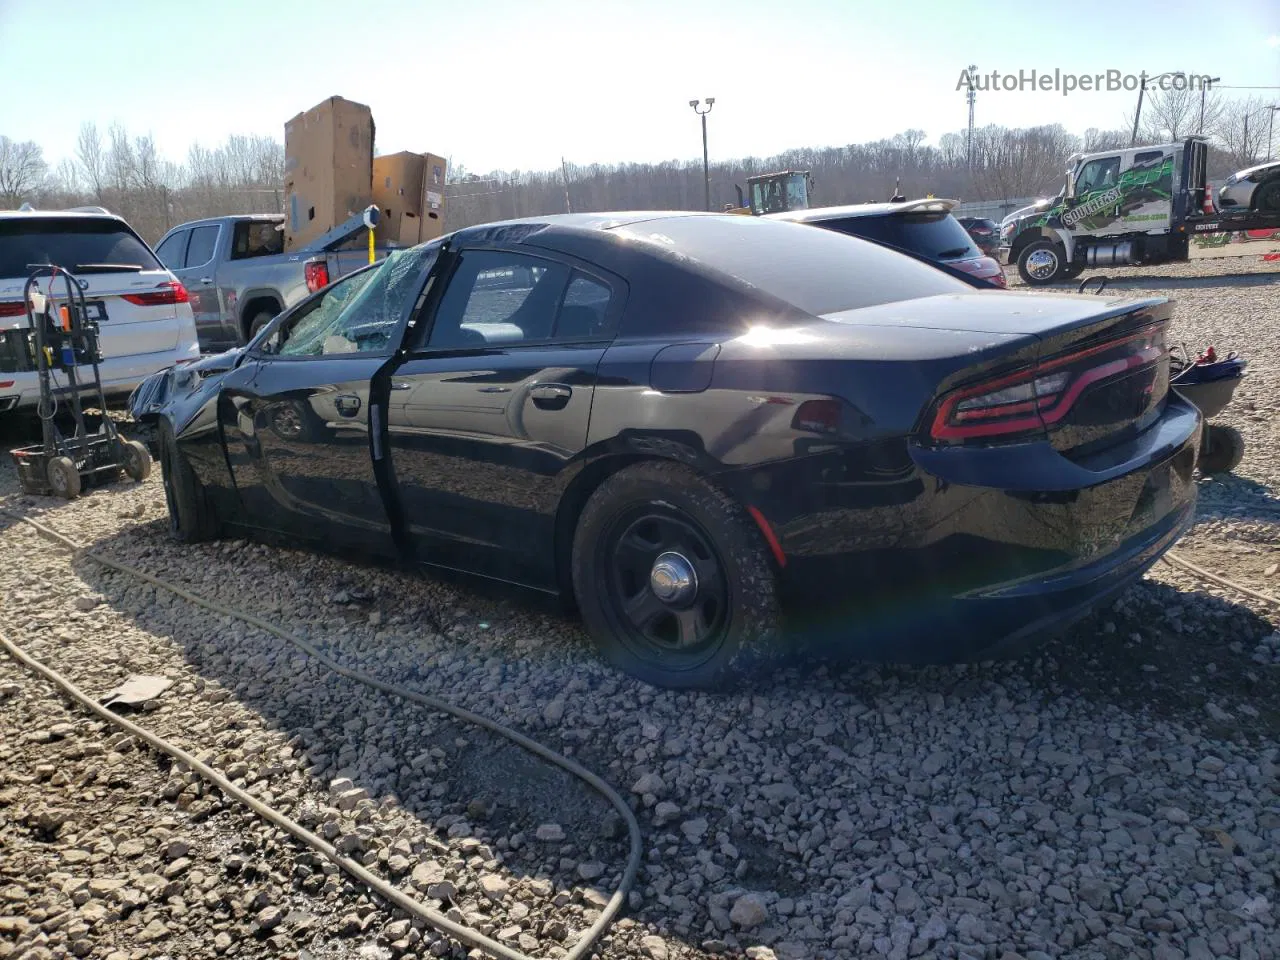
left=929, top=324, right=1167, bottom=443
left=122, top=281, right=190, bottom=306
left=305, top=260, right=330, bottom=293
left=953, top=256, right=1006, bottom=288
left=0, top=301, right=26, bottom=318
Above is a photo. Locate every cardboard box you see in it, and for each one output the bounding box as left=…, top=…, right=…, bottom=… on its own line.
left=419, top=153, right=447, bottom=243
left=372, top=151, right=448, bottom=246
left=283, top=96, right=375, bottom=251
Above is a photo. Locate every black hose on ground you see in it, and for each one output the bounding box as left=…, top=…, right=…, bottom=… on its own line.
left=0, top=508, right=643, bottom=960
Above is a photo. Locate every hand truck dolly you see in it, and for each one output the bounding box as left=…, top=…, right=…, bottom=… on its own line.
left=9, top=266, right=152, bottom=499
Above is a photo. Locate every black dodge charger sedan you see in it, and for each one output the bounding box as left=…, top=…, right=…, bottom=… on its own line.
left=132, top=212, right=1200, bottom=689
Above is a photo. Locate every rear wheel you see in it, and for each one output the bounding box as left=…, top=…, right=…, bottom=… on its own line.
left=248, top=309, right=277, bottom=340
left=47, top=457, right=80, bottom=500
left=1017, top=240, right=1067, bottom=285
left=571, top=461, right=782, bottom=690
left=1199, top=424, right=1245, bottom=475
left=1252, top=178, right=1280, bottom=214
left=158, top=421, right=219, bottom=542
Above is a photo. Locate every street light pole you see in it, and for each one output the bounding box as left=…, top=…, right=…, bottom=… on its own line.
left=1199, top=77, right=1221, bottom=134
left=690, top=98, right=715, bottom=211
left=1132, top=71, right=1183, bottom=146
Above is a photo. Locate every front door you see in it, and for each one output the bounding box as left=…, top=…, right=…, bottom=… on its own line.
left=221, top=245, right=438, bottom=556
left=384, top=246, right=622, bottom=589
left=1064, top=150, right=1173, bottom=239
left=169, top=223, right=223, bottom=339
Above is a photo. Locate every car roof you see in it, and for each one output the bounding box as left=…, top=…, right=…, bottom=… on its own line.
left=0, top=209, right=127, bottom=223
left=765, top=198, right=959, bottom=223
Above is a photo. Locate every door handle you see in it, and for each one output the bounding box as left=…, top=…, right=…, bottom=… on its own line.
left=478, top=386, right=511, bottom=393
left=334, top=394, right=361, bottom=417
left=390, top=381, right=413, bottom=391
left=199, top=277, right=213, bottom=284
left=530, top=384, right=571, bottom=410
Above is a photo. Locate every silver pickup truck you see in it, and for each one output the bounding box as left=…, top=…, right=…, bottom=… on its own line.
left=153, top=214, right=390, bottom=350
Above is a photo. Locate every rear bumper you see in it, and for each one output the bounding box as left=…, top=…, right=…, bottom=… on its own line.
left=774, top=396, right=1201, bottom=662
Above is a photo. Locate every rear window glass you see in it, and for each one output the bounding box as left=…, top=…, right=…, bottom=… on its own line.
left=0, top=218, right=161, bottom=278
left=819, top=212, right=981, bottom=262
left=613, top=215, right=967, bottom=317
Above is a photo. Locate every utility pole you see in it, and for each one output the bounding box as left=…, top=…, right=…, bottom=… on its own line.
left=1198, top=77, right=1221, bottom=134
left=965, top=65, right=977, bottom=169
left=690, top=98, right=715, bottom=211
left=1133, top=71, right=1183, bottom=146
left=560, top=157, right=573, bottom=213
left=1268, top=106, right=1279, bottom=162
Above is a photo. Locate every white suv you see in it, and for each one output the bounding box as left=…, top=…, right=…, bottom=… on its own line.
left=0, top=209, right=200, bottom=412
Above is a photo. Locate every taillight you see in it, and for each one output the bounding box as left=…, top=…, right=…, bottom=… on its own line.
left=0, top=302, right=25, bottom=318
left=305, top=260, right=330, bottom=292
left=123, top=281, right=190, bottom=306
left=929, top=324, right=1167, bottom=443
left=953, top=256, right=1007, bottom=288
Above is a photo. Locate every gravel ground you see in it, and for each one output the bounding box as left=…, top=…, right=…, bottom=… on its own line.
left=1, top=258, right=1278, bottom=960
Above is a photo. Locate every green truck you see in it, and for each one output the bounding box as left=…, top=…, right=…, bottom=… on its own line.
left=1000, top=137, right=1280, bottom=285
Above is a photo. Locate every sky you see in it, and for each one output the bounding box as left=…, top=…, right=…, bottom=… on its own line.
left=1, top=0, right=1278, bottom=177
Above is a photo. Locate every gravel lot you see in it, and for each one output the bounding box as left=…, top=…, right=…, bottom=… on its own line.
left=1, top=258, right=1278, bottom=960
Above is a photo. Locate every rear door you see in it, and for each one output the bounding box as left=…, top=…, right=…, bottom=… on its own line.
left=0, top=216, right=186, bottom=384
left=384, top=246, right=623, bottom=588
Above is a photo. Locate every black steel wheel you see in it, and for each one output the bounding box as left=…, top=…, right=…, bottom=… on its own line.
left=158, top=420, right=219, bottom=542
left=47, top=456, right=81, bottom=500
left=572, top=461, right=782, bottom=690
left=605, top=507, right=729, bottom=663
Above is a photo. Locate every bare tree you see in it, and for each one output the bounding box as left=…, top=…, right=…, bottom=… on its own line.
left=0, top=136, right=47, bottom=207
left=1215, top=96, right=1272, bottom=168
left=76, top=122, right=105, bottom=201
left=1081, top=128, right=1130, bottom=152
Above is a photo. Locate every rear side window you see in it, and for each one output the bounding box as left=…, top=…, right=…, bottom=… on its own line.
left=820, top=213, right=981, bottom=262
left=613, top=215, right=967, bottom=318
left=0, top=218, right=162, bottom=278
left=231, top=220, right=284, bottom=260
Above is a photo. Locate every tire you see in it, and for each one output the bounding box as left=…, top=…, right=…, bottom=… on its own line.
left=1198, top=424, right=1245, bottom=475
left=1252, top=178, right=1280, bottom=215
left=1017, top=239, right=1067, bottom=285
left=121, top=439, right=152, bottom=482
left=248, top=309, right=277, bottom=340
left=1060, top=262, right=1085, bottom=281
left=158, top=420, right=220, bottom=542
left=571, top=461, right=782, bottom=690
left=47, top=457, right=81, bottom=500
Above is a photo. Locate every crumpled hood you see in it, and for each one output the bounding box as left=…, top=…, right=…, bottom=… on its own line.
left=127, top=347, right=244, bottom=422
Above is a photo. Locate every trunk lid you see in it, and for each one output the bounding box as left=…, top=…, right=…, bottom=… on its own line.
left=822, top=291, right=1173, bottom=455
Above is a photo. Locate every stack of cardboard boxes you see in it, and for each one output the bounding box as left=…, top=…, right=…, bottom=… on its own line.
left=371, top=151, right=448, bottom=247
left=282, top=95, right=447, bottom=252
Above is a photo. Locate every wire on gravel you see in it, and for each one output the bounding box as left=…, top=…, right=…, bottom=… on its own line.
left=0, top=507, right=643, bottom=960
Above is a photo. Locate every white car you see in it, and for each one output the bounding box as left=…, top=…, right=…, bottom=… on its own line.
left=1217, top=160, right=1280, bottom=213
left=0, top=209, right=200, bottom=413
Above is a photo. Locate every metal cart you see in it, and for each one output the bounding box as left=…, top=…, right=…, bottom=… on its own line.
left=9, top=266, right=152, bottom=499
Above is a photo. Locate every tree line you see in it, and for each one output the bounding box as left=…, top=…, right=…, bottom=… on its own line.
left=1, top=88, right=1274, bottom=243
